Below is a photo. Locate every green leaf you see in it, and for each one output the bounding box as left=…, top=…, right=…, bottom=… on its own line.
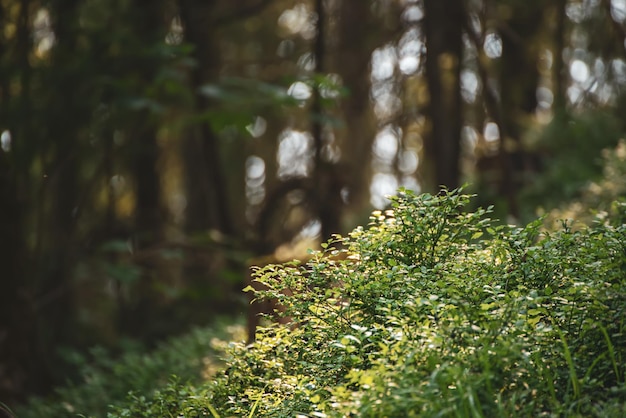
left=471, top=231, right=483, bottom=240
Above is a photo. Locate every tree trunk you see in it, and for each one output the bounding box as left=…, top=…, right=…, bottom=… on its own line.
left=311, top=0, right=343, bottom=242
left=423, top=0, right=464, bottom=190
left=122, top=0, right=167, bottom=338
left=179, top=0, right=234, bottom=237
left=496, top=3, right=542, bottom=216
left=334, top=0, right=376, bottom=221
left=553, top=0, right=568, bottom=110
left=26, top=0, right=83, bottom=395
left=499, top=9, right=541, bottom=145
left=0, top=147, right=34, bottom=404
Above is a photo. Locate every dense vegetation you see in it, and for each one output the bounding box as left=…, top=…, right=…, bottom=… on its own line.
left=13, top=319, right=245, bottom=418
left=3, top=0, right=626, bottom=412
left=16, top=189, right=625, bottom=417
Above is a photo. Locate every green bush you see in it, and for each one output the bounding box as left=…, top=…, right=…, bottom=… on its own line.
left=521, top=110, right=624, bottom=215
left=543, top=139, right=626, bottom=228
left=109, top=188, right=626, bottom=417
left=16, top=319, right=245, bottom=418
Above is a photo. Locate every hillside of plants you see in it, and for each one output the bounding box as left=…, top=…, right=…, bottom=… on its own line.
left=13, top=187, right=626, bottom=417
left=4, top=0, right=626, bottom=416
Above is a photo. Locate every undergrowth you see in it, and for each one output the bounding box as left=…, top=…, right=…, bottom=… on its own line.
left=19, top=188, right=626, bottom=417
left=15, top=318, right=245, bottom=418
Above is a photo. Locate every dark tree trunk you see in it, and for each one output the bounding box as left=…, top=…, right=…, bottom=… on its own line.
left=179, top=0, right=234, bottom=236
left=133, top=129, right=162, bottom=244
left=499, top=10, right=541, bottom=144
left=130, top=0, right=167, bottom=242
left=121, top=0, right=167, bottom=338
left=39, top=145, right=78, bottom=383
left=312, top=0, right=335, bottom=241
left=0, top=0, right=45, bottom=404
left=180, top=129, right=212, bottom=231
left=335, top=0, right=375, bottom=221
left=423, top=0, right=464, bottom=190
left=496, top=4, right=542, bottom=216
left=27, top=0, right=83, bottom=395
left=311, top=0, right=344, bottom=242
left=0, top=148, right=34, bottom=404
left=553, top=0, right=568, bottom=110
left=131, top=0, right=165, bottom=243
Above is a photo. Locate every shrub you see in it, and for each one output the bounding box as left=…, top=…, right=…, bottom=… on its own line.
left=16, top=319, right=245, bottom=418
left=542, top=139, right=626, bottom=228
left=520, top=110, right=623, bottom=215
left=111, top=188, right=626, bottom=417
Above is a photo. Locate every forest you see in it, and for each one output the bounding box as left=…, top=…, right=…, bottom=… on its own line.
left=1, top=0, right=626, bottom=415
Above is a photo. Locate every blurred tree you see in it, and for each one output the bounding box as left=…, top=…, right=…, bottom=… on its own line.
left=122, top=0, right=168, bottom=337
left=0, top=0, right=33, bottom=403
left=334, top=0, right=380, bottom=219
left=423, top=0, right=464, bottom=190
left=0, top=127, right=34, bottom=401
left=36, top=0, right=84, bottom=387
left=180, top=0, right=233, bottom=236
left=495, top=0, right=543, bottom=216
left=468, top=0, right=546, bottom=216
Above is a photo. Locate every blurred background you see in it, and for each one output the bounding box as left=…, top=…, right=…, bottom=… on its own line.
left=2, top=0, right=626, bottom=405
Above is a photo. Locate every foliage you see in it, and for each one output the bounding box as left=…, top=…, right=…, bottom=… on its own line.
left=543, top=139, right=626, bottom=228
left=108, top=189, right=626, bottom=417
left=4, top=0, right=626, bottom=407
left=520, top=110, right=624, bottom=216
left=15, top=319, right=245, bottom=418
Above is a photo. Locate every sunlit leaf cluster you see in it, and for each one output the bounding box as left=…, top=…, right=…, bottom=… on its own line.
left=108, top=189, right=626, bottom=417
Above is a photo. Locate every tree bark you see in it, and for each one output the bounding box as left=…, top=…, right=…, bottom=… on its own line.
left=0, top=144, right=33, bottom=404
left=179, top=0, right=234, bottom=236
left=121, top=0, right=167, bottom=337
left=496, top=3, right=543, bottom=217
left=27, top=0, right=83, bottom=395
left=311, top=0, right=344, bottom=242
left=131, top=0, right=166, bottom=243
left=335, top=0, right=376, bottom=219
left=553, top=0, right=567, bottom=110
left=423, top=0, right=464, bottom=190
